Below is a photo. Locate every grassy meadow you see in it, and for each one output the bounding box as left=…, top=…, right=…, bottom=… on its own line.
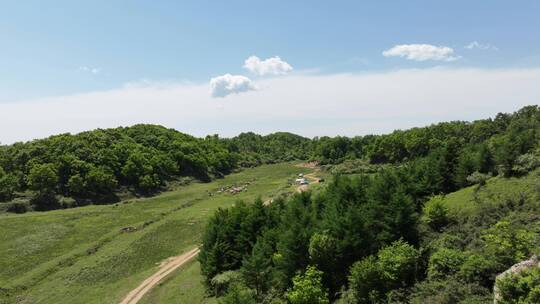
left=0, top=163, right=311, bottom=304
left=432, top=168, right=540, bottom=217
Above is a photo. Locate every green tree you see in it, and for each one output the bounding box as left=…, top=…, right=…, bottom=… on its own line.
left=241, top=237, right=274, bottom=299
left=349, top=240, right=419, bottom=303
left=85, top=166, right=118, bottom=197
left=28, top=163, right=58, bottom=209
left=218, top=283, right=257, bottom=304
left=377, top=240, right=419, bottom=287
left=422, top=196, right=451, bottom=231
left=67, top=174, right=85, bottom=196
left=428, top=248, right=467, bottom=279
left=348, top=256, right=383, bottom=303
left=286, top=266, right=329, bottom=304
left=0, top=168, right=17, bottom=201
left=483, top=221, right=537, bottom=265
left=28, top=163, right=58, bottom=193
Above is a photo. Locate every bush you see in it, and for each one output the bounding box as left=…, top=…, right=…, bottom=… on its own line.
left=466, top=171, right=492, bottom=186
left=0, top=170, right=17, bottom=202
left=422, top=196, right=451, bottom=231
left=58, top=196, right=77, bottom=209
left=308, top=232, right=337, bottom=269
left=512, top=153, right=539, bottom=175
left=482, top=221, right=537, bottom=265
left=218, top=283, right=257, bottom=304
left=349, top=256, right=382, bottom=303
left=458, top=254, right=497, bottom=287
left=497, top=267, right=540, bottom=303
left=428, top=248, right=466, bottom=279
left=409, top=278, right=491, bottom=304
left=286, top=266, right=329, bottom=304
left=349, top=240, right=419, bottom=303
left=211, top=271, right=242, bottom=296
left=377, top=240, right=419, bottom=285
left=6, top=200, right=30, bottom=213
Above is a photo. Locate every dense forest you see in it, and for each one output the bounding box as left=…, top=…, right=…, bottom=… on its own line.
left=1, top=106, right=538, bottom=214
left=198, top=105, right=540, bottom=303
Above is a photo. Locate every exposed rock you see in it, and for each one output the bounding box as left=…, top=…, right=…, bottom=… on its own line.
left=493, top=255, right=540, bottom=303
left=121, top=226, right=138, bottom=233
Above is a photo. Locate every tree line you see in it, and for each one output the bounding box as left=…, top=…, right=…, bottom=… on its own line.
left=1, top=105, right=538, bottom=212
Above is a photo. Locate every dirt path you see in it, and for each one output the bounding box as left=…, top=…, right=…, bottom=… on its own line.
left=119, top=247, right=200, bottom=304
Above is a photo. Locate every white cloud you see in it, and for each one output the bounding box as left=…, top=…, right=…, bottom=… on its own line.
left=465, top=41, right=499, bottom=51
left=243, top=56, right=293, bottom=76
left=78, top=66, right=101, bottom=74
left=383, top=44, right=460, bottom=61
left=209, top=74, right=256, bottom=98
left=1, top=68, right=540, bottom=144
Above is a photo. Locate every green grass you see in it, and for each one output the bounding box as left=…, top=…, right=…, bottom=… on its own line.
left=0, top=163, right=311, bottom=304
left=139, top=259, right=215, bottom=304
left=430, top=169, right=540, bottom=217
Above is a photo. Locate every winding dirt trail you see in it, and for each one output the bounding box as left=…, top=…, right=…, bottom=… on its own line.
left=119, top=247, right=200, bottom=304
left=121, top=163, right=321, bottom=303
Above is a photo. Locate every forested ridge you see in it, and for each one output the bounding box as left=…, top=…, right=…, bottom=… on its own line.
left=1, top=106, right=538, bottom=214
left=198, top=105, right=540, bottom=303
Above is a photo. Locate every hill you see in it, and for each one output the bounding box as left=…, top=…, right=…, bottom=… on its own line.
left=1, top=105, right=540, bottom=303
left=0, top=163, right=311, bottom=303
left=194, top=106, right=540, bottom=303
left=2, top=105, right=538, bottom=215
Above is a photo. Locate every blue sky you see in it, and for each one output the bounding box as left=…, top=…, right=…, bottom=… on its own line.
left=1, top=1, right=540, bottom=142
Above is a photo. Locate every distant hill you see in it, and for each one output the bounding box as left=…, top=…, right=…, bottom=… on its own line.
left=0, top=105, right=538, bottom=215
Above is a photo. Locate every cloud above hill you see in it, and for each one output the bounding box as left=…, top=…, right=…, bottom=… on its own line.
left=210, top=74, right=256, bottom=98
left=383, top=44, right=460, bottom=61
left=2, top=68, right=540, bottom=144
left=243, top=56, right=293, bottom=76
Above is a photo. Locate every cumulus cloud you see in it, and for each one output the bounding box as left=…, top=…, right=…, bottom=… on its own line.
left=383, top=44, right=460, bottom=61
left=465, top=41, right=499, bottom=51
left=78, top=66, right=101, bottom=74
left=209, top=74, right=256, bottom=98
left=1, top=68, right=540, bottom=144
left=243, top=56, right=293, bottom=76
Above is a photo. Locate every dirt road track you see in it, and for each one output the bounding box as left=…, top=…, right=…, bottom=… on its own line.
left=119, top=247, right=200, bottom=304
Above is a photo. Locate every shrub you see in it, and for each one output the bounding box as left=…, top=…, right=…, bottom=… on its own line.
left=497, top=267, right=540, bottom=303
left=458, top=253, right=497, bottom=287
left=218, top=283, right=257, bottom=304
left=422, top=196, right=451, bottom=231
left=428, top=248, right=466, bottom=279
left=466, top=171, right=492, bottom=187
left=0, top=170, right=17, bottom=202
left=58, top=196, right=77, bottom=209
left=512, top=153, right=539, bottom=175
left=286, top=266, right=329, bottom=304
left=482, top=221, right=537, bottom=265
left=349, top=256, right=382, bottom=303
left=211, top=271, right=242, bottom=296
left=308, top=232, right=337, bottom=269
left=6, top=200, right=30, bottom=213
left=409, top=278, right=491, bottom=304
left=377, top=240, right=419, bottom=285
left=349, top=240, right=419, bottom=303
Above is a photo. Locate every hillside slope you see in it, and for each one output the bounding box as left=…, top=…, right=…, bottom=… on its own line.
left=0, top=163, right=309, bottom=304
left=414, top=169, right=540, bottom=303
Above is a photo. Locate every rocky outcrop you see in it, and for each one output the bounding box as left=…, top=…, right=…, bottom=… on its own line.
left=493, top=255, right=540, bottom=303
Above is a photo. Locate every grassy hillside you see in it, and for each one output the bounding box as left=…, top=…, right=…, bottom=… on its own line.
left=411, top=169, right=540, bottom=303
left=0, top=162, right=310, bottom=304
left=139, top=260, right=213, bottom=304
left=433, top=168, right=540, bottom=217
